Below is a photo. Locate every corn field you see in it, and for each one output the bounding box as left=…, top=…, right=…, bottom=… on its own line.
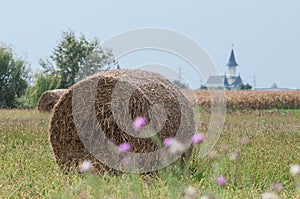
left=190, top=90, right=300, bottom=110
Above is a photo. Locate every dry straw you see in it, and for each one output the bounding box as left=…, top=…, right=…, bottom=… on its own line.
left=195, top=90, right=300, bottom=110
left=49, top=69, right=195, bottom=173
left=37, top=89, right=67, bottom=112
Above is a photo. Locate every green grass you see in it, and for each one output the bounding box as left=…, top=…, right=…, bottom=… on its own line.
left=0, top=109, right=300, bottom=198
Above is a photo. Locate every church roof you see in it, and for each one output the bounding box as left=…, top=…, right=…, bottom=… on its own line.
left=207, top=75, right=226, bottom=84
left=226, top=49, right=238, bottom=67
left=227, top=75, right=242, bottom=88
left=206, top=75, right=228, bottom=88
left=206, top=75, right=242, bottom=89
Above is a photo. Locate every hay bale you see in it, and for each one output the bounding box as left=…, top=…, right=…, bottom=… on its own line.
left=37, top=89, right=67, bottom=112
left=49, top=69, right=195, bottom=173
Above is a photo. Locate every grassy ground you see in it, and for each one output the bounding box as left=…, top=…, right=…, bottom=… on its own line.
left=0, top=109, right=300, bottom=198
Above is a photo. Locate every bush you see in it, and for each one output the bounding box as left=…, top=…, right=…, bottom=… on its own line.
left=0, top=45, right=29, bottom=108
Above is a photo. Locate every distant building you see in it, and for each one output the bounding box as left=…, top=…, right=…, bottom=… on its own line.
left=206, top=47, right=243, bottom=89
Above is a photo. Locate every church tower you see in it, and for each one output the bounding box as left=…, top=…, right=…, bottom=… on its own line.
left=206, top=45, right=242, bottom=89
left=226, top=46, right=242, bottom=89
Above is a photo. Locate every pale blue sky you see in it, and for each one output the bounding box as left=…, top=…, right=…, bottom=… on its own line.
left=1, top=0, right=299, bottom=89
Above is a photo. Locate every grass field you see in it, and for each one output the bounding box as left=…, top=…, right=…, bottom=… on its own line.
left=1, top=109, right=300, bottom=198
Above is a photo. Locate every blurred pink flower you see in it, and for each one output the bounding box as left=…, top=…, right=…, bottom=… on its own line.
left=191, top=133, right=204, bottom=145
left=262, top=192, right=279, bottom=199
left=169, top=139, right=185, bottom=155
left=200, top=194, right=216, bottom=199
left=272, top=182, right=283, bottom=192
left=163, top=137, right=174, bottom=147
left=240, top=137, right=250, bottom=145
left=208, top=150, right=218, bottom=160
left=79, top=160, right=93, bottom=172
left=220, top=144, right=230, bottom=153
left=119, top=142, right=131, bottom=152
left=216, top=175, right=226, bottom=186
left=122, top=156, right=132, bottom=167
left=229, top=150, right=241, bottom=161
left=290, top=164, right=300, bottom=176
left=184, top=186, right=198, bottom=199
left=79, top=191, right=88, bottom=199
left=133, top=116, right=147, bottom=131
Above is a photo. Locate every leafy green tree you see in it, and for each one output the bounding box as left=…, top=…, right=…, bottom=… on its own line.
left=21, top=72, right=60, bottom=108
left=200, top=84, right=208, bottom=90
left=270, top=83, right=278, bottom=89
left=45, top=31, right=114, bottom=88
left=21, top=30, right=114, bottom=108
left=0, top=45, right=29, bottom=108
left=239, top=83, right=252, bottom=90
left=173, top=80, right=189, bottom=89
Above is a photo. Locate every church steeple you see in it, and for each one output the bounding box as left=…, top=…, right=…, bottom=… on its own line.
left=226, top=47, right=238, bottom=67
left=226, top=45, right=238, bottom=76
left=206, top=45, right=243, bottom=89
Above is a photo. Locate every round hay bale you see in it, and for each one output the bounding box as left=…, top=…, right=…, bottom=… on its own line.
left=49, top=69, right=195, bottom=173
left=37, top=89, right=67, bottom=112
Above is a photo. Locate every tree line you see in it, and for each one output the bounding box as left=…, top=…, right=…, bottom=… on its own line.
left=0, top=30, right=115, bottom=108
left=1, top=30, right=252, bottom=108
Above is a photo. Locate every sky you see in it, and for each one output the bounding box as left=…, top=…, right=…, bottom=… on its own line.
left=0, top=0, right=299, bottom=89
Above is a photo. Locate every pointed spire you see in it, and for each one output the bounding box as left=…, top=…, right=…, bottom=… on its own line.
left=226, top=47, right=238, bottom=67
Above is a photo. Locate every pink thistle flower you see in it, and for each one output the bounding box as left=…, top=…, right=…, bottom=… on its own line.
left=191, top=133, right=204, bottom=145
left=240, top=137, right=250, bottom=146
left=229, top=150, right=241, bottom=161
left=184, top=186, right=198, bottom=199
left=169, top=139, right=185, bottom=155
left=79, top=160, right=93, bottom=172
left=208, top=150, right=218, bottom=160
left=290, top=164, right=300, bottom=176
left=200, top=194, right=216, bottom=199
left=262, top=192, right=279, bottom=199
left=163, top=137, right=174, bottom=147
left=122, top=156, right=132, bottom=167
left=220, top=144, right=230, bottom=153
left=78, top=191, right=88, bottom=199
left=272, top=182, right=283, bottom=192
left=133, top=116, right=147, bottom=131
left=119, top=142, right=131, bottom=152
left=216, top=175, right=226, bottom=186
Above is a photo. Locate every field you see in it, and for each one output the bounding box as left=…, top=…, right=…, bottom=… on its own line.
left=188, top=90, right=300, bottom=110
left=1, top=108, right=300, bottom=198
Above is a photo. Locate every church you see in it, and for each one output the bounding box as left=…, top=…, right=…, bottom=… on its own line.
left=206, top=47, right=243, bottom=89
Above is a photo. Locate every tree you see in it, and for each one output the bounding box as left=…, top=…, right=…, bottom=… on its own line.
left=270, top=83, right=278, bottom=89
left=173, top=80, right=189, bottom=89
left=0, top=45, right=29, bottom=108
left=76, top=45, right=114, bottom=81
left=21, top=72, right=60, bottom=108
left=239, top=83, right=252, bottom=90
left=20, top=31, right=115, bottom=108
left=200, top=84, right=208, bottom=90
left=45, top=31, right=114, bottom=88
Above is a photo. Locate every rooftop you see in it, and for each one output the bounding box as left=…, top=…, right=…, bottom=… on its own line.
left=226, top=49, right=239, bottom=67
